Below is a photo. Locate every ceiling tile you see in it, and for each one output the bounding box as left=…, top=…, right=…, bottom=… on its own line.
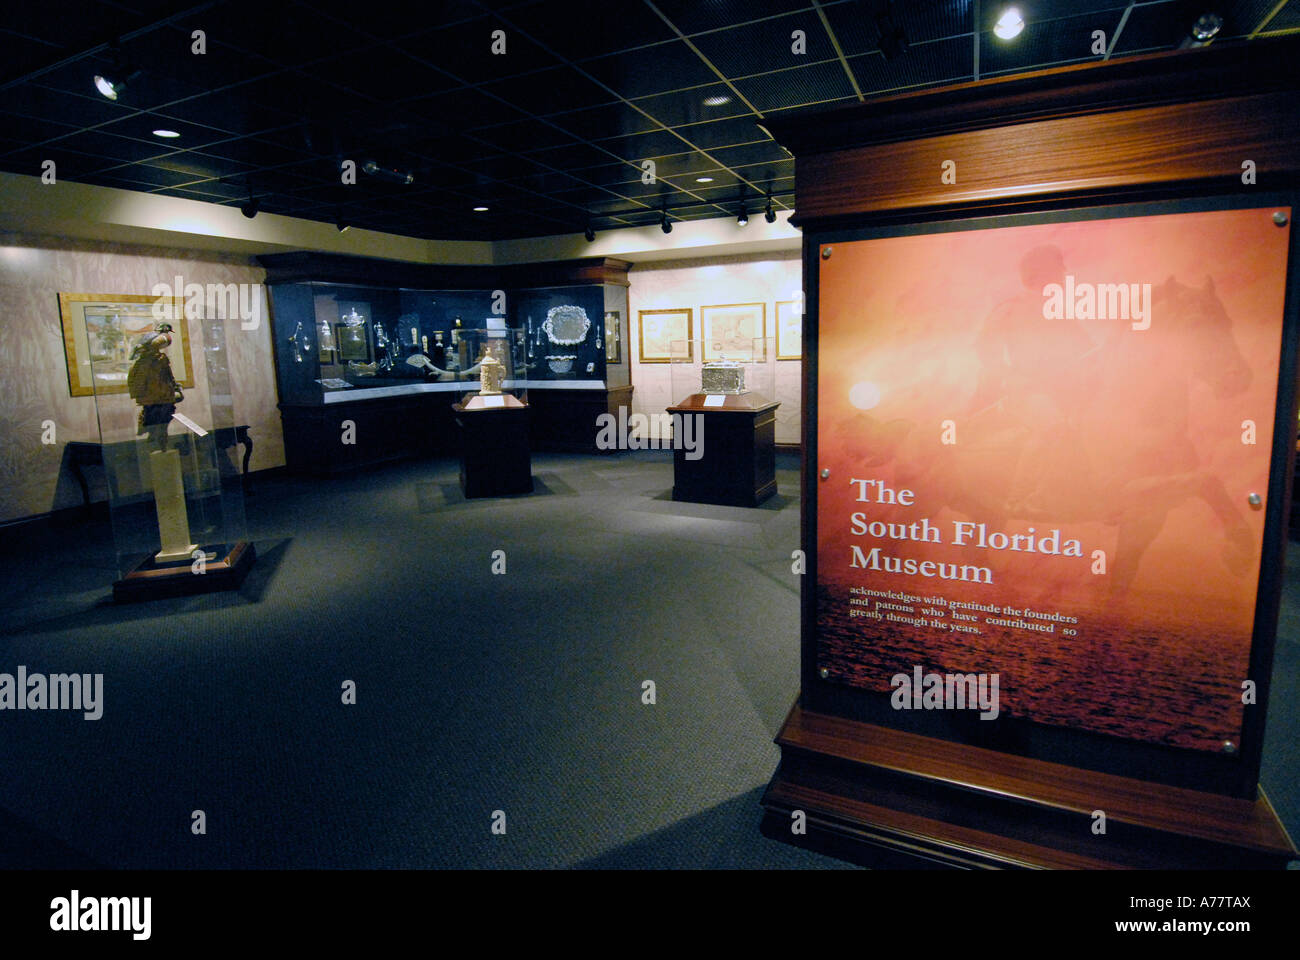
left=650, top=0, right=817, bottom=36
left=691, top=11, right=838, bottom=76
left=592, top=129, right=693, bottom=163
left=732, top=61, right=856, bottom=112
left=673, top=116, right=771, bottom=150
left=479, top=66, right=621, bottom=115
left=630, top=84, right=753, bottom=126
left=580, top=40, right=720, bottom=98
left=543, top=102, right=661, bottom=140
left=490, top=0, right=677, bottom=58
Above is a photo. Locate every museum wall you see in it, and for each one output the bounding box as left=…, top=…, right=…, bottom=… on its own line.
left=0, top=232, right=282, bottom=523
left=628, top=251, right=803, bottom=445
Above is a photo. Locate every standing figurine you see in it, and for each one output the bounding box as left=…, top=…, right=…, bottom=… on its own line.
left=127, top=322, right=184, bottom=449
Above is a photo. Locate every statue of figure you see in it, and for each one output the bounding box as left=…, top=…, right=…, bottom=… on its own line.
left=127, top=322, right=183, bottom=449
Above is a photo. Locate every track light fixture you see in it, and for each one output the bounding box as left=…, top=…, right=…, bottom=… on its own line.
left=660, top=210, right=672, bottom=234
left=362, top=159, right=415, bottom=185
left=764, top=197, right=776, bottom=224
left=93, top=48, right=141, bottom=101
left=240, top=187, right=260, bottom=219
left=993, top=6, right=1025, bottom=41
left=1180, top=12, right=1223, bottom=48
left=584, top=225, right=596, bottom=242
left=737, top=204, right=749, bottom=227
left=336, top=215, right=350, bottom=232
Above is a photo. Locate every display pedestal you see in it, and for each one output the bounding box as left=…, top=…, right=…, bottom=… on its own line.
left=453, top=394, right=533, bottom=498
left=527, top=385, right=634, bottom=453
left=761, top=702, right=1297, bottom=869
left=150, top=449, right=199, bottom=561
left=113, top=540, right=256, bottom=603
left=666, top=394, right=779, bottom=507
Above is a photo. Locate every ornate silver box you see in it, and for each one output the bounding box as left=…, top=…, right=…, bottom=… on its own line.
left=701, top=359, right=746, bottom=395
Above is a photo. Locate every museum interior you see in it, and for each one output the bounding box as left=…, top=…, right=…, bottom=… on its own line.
left=2, top=0, right=1300, bottom=871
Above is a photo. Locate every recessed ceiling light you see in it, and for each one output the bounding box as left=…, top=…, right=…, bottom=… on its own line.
left=152, top=129, right=180, bottom=138
left=993, top=7, right=1024, bottom=40
left=473, top=206, right=489, bottom=212
left=695, top=176, right=715, bottom=183
left=703, top=95, right=731, bottom=107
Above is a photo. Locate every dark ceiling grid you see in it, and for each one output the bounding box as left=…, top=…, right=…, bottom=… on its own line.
left=811, top=0, right=866, bottom=101
left=421, top=2, right=792, bottom=230
left=0, top=1, right=1298, bottom=241
left=166, top=8, right=622, bottom=234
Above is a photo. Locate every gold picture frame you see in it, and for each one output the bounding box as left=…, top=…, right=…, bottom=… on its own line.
left=700, top=302, right=766, bottom=362
left=775, top=299, right=803, bottom=360
left=59, top=293, right=193, bottom=398
left=638, top=308, right=693, bottom=363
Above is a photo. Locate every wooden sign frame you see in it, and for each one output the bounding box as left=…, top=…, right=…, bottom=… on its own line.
left=761, top=37, right=1300, bottom=869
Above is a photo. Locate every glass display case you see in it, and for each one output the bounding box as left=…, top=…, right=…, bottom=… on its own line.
left=453, top=326, right=525, bottom=397
left=260, top=254, right=635, bottom=468
left=513, top=284, right=608, bottom=387
left=269, top=282, right=503, bottom=402
left=87, top=306, right=255, bottom=601
left=668, top=336, right=776, bottom=410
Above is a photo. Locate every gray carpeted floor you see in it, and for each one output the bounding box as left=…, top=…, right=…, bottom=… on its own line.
left=0, top=450, right=1295, bottom=868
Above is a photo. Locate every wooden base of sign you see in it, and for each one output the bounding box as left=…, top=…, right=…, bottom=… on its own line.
left=760, top=702, right=1297, bottom=869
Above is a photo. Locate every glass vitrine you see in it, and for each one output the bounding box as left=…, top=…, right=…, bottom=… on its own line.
left=87, top=303, right=254, bottom=600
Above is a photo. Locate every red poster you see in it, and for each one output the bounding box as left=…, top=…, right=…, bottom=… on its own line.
left=816, top=206, right=1292, bottom=751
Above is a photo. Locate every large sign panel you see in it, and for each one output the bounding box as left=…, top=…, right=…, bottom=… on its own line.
left=816, top=206, right=1292, bottom=752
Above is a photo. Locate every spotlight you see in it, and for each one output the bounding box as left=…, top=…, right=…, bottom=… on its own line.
left=1181, top=12, right=1223, bottom=47
left=152, top=129, right=180, bottom=139
left=764, top=198, right=776, bottom=224
left=584, top=226, right=596, bottom=242
left=241, top=189, right=260, bottom=219
left=362, top=159, right=415, bottom=185
left=1192, top=12, right=1223, bottom=41
left=737, top=205, right=749, bottom=227
left=93, top=67, right=140, bottom=101
left=336, top=215, right=350, bottom=232
left=993, top=7, right=1025, bottom=41
left=660, top=212, right=672, bottom=234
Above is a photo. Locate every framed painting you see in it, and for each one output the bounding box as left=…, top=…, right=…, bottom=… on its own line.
left=775, top=299, right=803, bottom=360
left=700, top=302, right=766, bottom=361
left=334, top=323, right=371, bottom=362
left=59, top=293, right=193, bottom=398
left=638, top=308, right=692, bottom=363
